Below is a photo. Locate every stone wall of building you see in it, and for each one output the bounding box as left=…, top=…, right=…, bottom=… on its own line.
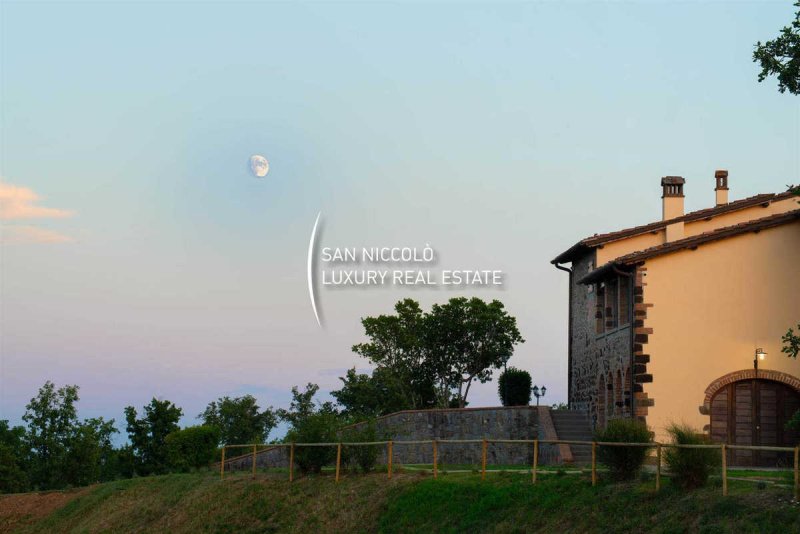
left=569, top=253, right=633, bottom=430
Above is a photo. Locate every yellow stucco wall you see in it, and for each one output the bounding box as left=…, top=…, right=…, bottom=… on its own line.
left=641, top=218, right=800, bottom=441
left=595, top=195, right=798, bottom=265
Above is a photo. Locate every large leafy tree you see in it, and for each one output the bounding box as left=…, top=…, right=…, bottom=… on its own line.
left=427, top=298, right=525, bottom=408
left=352, top=299, right=437, bottom=410
left=200, top=395, right=276, bottom=446
left=353, top=297, right=524, bottom=409
left=754, top=1, right=800, bottom=94
left=124, top=398, right=182, bottom=476
left=22, top=381, right=117, bottom=489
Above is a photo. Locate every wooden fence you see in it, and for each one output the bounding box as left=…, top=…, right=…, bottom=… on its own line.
left=219, top=439, right=800, bottom=499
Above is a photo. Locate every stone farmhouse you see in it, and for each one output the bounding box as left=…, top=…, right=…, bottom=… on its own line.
left=552, top=171, right=800, bottom=466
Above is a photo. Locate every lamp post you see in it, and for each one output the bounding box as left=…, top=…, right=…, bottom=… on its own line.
left=754, top=348, right=766, bottom=375
left=532, top=385, right=547, bottom=406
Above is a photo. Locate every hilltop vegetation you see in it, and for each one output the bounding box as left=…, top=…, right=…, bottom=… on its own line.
left=4, top=471, right=799, bottom=534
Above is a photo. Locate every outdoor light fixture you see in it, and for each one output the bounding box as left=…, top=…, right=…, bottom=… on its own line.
left=754, top=348, right=767, bottom=373
left=532, top=385, right=547, bottom=406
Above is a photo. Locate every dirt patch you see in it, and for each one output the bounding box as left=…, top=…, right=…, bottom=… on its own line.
left=0, top=488, right=90, bottom=533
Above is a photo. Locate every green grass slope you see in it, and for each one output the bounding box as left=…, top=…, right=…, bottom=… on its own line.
left=14, top=471, right=800, bottom=534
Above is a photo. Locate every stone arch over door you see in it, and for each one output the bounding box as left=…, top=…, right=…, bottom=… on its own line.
left=701, top=369, right=800, bottom=467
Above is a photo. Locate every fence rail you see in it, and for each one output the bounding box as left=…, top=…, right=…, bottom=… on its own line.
left=218, top=438, right=800, bottom=499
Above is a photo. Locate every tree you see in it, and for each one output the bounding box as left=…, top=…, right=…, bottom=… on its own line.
left=498, top=367, right=532, bottom=406
left=166, top=425, right=221, bottom=472
left=427, top=298, right=525, bottom=408
left=200, top=395, right=276, bottom=446
left=22, top=381, right=118, bottom=489
left=331, top=367, right=411, bottom=418
left=754, top=2, right=800, bottom=94
left=353, top=297, right=524, bottom=409
left=782, top=324, right=800, bottom=431
left=22, top=381, right=80, bottom=489
left=0, top=420, right=29, bottom=493
left=124, top=398, right=182, bottom=476
left=352, top=299, right=437, bottom=410
left=278, top=384, right=341, bottom=474
left=62, top=417, right=118, bottom=486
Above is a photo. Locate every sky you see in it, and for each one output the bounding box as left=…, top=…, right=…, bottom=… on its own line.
left=1, top=1, right=798, bottom=440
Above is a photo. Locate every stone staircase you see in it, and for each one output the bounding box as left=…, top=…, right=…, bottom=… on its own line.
left=550, top=410, right=593, bottom=465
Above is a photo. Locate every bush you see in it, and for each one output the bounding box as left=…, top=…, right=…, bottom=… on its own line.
left=341, top=419, right=381, bottom=473
left=498, top=367, right=532, bottom=406
left=166, top=425, right=221, bottom=472
left=285, top=410, right=340, bottom=474
left=664, top=423, right=720, bottom=489
left=595, top=419, right=652, bottom=481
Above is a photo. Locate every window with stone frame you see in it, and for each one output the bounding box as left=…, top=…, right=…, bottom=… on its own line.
left=618, top=275, right=630, bottom=327
left=605, top=278, right=618, bottom=330
left=595, top=283, right=605, bottom=334
left=595, top=274, right=631, bottom=334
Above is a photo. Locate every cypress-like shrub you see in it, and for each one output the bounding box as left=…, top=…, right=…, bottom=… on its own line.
left=498, top=367, right=532, bottom=406
left=595, top=419, right=652, bottom=481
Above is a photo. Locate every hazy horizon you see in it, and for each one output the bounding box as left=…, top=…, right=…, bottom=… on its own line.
left=1, top=1, right=798, bottom=441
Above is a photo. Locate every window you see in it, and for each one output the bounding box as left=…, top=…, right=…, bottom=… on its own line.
left=595, top=283, right=605, bottom=334
left=606, top=278, right=618, bottom=330
left=595, top=274, right=631, bottom=334
left=618, top=276, right=630, bottom=327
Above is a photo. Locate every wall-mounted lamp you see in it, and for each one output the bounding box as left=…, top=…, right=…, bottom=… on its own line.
left=754, top=348, right=766, bottom=372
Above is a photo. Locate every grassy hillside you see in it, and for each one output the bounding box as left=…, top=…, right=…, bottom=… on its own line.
left=5, top=470, right=800, bottom=533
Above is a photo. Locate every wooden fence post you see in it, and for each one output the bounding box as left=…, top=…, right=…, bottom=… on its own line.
left=252, top=445, right=257, bottom=479
left=591, top=442, right=597, bottom=487
left=433, top=440, right=438, bottom=479
left=481, top=439, right=487, bottom=481
left=289, top=443, right=295, bottom=482
left=532, top=439, right=538, bottom=484
left=335, top=443, right=342, bottom=483
left=655, top=444, right=661, bottom=492
left=721, top=444, right=727, bottom=496
left=794, top=446, right=798, bottom=502
left=220, top=446, right=226, bottom=480
left=388, top=441, right=393, bottom=479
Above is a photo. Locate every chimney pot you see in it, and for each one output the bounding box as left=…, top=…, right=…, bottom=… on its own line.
left=714, top=170, right=729, bottom=206
left=661, top=176, right=685, bottom=242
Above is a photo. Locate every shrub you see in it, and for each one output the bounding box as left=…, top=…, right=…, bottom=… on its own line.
left=595, top=419, right=652, bottom=481
left=285, top=410, right=340, bottom=474
left=341, top=419, right=381, bottom=473
left=663, top=423, right=720, bottom=489
left=498, top=367, right=532, bottom=406
left=166, top=425, right=221, bottom=472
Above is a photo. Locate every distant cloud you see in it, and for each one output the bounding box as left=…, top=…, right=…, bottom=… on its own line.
left=0, top=181, right=74, bottom=244
left=1, top=225, right=73, bottom=244
left=0, top=182, right=73, bottom=220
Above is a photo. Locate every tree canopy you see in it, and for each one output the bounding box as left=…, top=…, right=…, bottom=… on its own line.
left=754, top=1, right=800, bottom=94
left=199, top=395, right=276, bottom=446
left=352, top=297, right=524, bottom=409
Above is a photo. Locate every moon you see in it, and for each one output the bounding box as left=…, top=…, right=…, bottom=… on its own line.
left=249, top=155, right=269, bottom=178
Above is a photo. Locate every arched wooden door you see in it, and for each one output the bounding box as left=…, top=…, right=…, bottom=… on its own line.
left=710, top=379, right=800, bottom=466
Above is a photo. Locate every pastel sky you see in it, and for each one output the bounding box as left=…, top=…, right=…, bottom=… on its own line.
left=1, top=1, right=798, bottom=439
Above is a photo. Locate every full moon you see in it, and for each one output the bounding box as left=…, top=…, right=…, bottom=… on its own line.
left=249, top=155, right=270, bottom=178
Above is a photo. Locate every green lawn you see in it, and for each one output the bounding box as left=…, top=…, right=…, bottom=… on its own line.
left=9, top=470, right=800, bottom=533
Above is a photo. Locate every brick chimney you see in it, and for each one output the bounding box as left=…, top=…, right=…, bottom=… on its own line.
left=714, top=170, right=729, bottom=206
left=661, top=176, right=685, bottom=242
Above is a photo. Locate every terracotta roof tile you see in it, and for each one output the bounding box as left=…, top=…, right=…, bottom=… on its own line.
left=551, top=191, right=793, bottom=264
left=578, top=208, right=800, bottom=284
